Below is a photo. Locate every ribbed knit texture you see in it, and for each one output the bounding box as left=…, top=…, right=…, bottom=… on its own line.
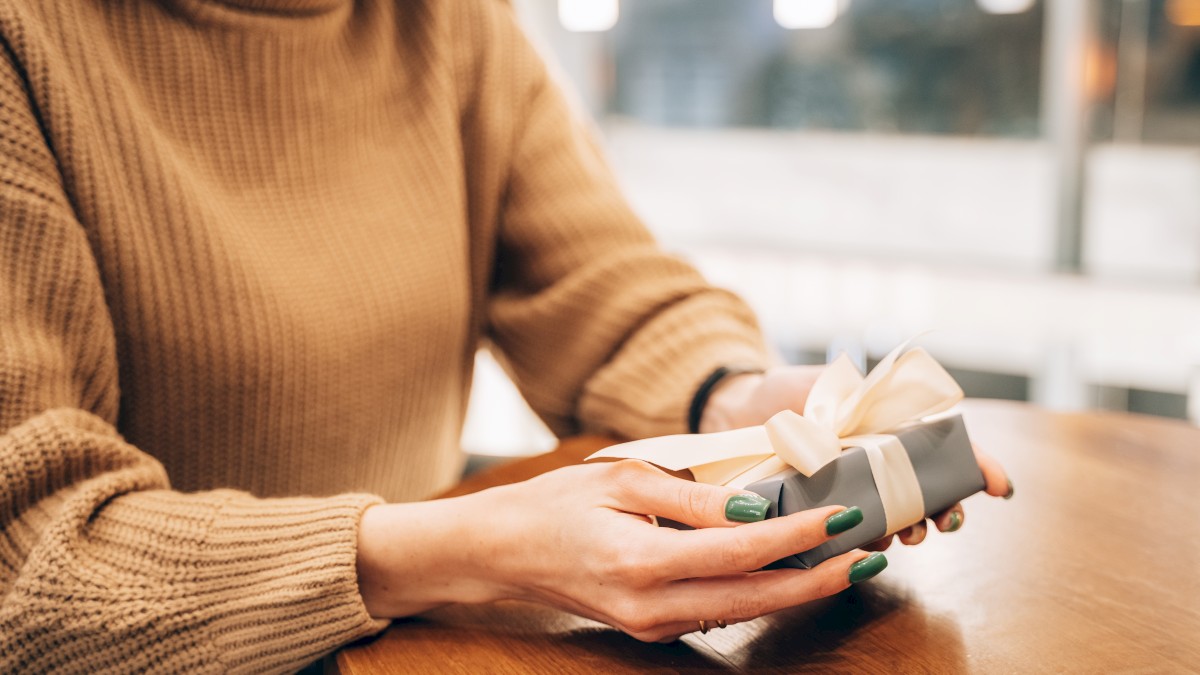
left=0, top=0, right=768, bottom=671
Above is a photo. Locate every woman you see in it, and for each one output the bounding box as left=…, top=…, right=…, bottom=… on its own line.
left=0, top=0, right=1010, bottom=671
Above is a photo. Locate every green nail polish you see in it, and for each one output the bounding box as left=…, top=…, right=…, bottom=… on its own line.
left=825, top=506, right=864, bottom=536
left=946, top=510, right=962, bottom=532
left=725, top=494, right=770, bottom=522
left=849, top=552, right=888, bottom=584
left=1004, top=478, right=1015, bottom=500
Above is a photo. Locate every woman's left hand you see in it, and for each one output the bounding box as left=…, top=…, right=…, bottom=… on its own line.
left=698, top=365, right=1014, bottom=549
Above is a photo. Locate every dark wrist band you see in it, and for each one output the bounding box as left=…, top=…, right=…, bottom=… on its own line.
left=688, top=366, right=765, bottom=434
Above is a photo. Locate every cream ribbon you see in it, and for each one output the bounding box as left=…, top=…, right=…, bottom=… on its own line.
left=587, top=342, right=964, bottom=536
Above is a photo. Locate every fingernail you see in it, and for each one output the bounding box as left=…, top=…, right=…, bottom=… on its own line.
left=1004, top=478, right=1015, bottom=500
left=849, top=552, right=888, bottom=584
left=946, top=510, right=962, bottom=533
left=725, top=494, right=770, bottom=523
left=825, top=506, right=864, bottom=536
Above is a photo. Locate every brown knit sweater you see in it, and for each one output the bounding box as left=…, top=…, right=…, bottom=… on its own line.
left=0, top=0, right=767, bottom=671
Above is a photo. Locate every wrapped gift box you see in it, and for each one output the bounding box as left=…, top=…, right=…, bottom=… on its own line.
left=589, top=342, right=987, bottom=570
left=744, top=413, right=985, bottom=568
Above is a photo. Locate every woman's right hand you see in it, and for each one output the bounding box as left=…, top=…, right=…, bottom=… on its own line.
left=356, top=459, right=885, bottom=642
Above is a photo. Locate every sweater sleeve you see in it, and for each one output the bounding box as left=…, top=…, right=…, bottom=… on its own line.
left=479, top=6, right=771, bottom=440
left=0, top=51, right=387, bottom=674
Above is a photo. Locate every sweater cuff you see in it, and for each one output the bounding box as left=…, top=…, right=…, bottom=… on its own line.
left=67, top=490, right=390, bottom=673
left=578, top=289, right=770, bottom=440
left=199, top=492, right=391, bottom=671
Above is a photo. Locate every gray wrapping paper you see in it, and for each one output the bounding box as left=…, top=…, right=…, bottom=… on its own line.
left=744, top=414, right=985, bottom=569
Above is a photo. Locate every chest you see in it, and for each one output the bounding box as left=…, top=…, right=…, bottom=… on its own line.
left=49, top=8, right=475, bottom=422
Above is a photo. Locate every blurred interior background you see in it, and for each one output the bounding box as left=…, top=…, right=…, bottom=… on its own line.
left=461, top=0, right=1200, bottom=459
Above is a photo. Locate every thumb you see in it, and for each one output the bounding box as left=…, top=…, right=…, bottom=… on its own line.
left=606, top=460, right=773, bottom=528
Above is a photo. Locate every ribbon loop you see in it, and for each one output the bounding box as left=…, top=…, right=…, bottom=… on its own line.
left=764, top=410, right=840, bottom=478
left=833, top=346, right=963, bottom=437
left=802, top=354, right=863, bottom=431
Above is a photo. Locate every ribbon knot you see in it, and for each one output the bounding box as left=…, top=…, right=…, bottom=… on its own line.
left=588, top=342, right=965, bottom=536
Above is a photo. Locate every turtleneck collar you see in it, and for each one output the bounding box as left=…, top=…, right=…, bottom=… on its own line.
left=163, top=0, right=357, bottom=31
left=208, top=0, right=347, bottom=15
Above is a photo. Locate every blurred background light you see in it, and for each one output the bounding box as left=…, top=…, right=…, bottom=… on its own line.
left=773, top=0, right=843, bottom=30
left=1086, top=43, right=1119, bottom=99
left=976, top=0, right=1037, bottom=14
left=558, top=0, right=619, bottom=32
left=1166, top=0, right=1200, bottom=26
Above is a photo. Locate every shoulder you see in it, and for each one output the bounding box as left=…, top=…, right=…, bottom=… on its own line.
left=429, top=0, right=547, bottom=112
left=447, top=0, right=550, bottom=86
left=0, top=4, right=67, bottom=206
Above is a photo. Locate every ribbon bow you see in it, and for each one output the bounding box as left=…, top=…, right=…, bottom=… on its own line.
left=588, top=342, right=964, bottom=535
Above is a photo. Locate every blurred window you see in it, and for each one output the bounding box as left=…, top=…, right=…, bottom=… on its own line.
left=1100, top=0, right=1200, bottom=144
left=482, top=0, right=1200, bottom=436
left=608, top=0, right=1044, bottom=137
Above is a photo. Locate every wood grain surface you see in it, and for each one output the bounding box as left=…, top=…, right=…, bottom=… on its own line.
left=329, top=399, right=1200, bottom=674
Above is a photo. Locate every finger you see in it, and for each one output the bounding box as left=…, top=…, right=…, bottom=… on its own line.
left=897, top=520, right=927, bottom=546
left=649, top=618, right=746, bottom=643
left=859, top=534, right=894, bottom=552
left=649, top=504, right=860, bottom=579
left=634, top=550, right=886, bottom=630
left=932, top=503, right=965, bottom=533
left=649, top=620, right=721, bottom=642
left=605, top=460, right=775, bottom=528
left=523, top=587, right=701, bottom=646
left=973, top=446, right=1013, bottom=498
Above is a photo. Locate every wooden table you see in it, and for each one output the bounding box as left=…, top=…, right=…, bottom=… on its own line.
left=329, top=400, right=1200, bottom=673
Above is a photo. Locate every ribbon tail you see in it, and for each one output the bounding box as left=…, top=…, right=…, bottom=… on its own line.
left=586, top=425, right=775, bottom=472
left=726, top=456, right=790, bottom=489
left=694, top=455, right=788, bottom=488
